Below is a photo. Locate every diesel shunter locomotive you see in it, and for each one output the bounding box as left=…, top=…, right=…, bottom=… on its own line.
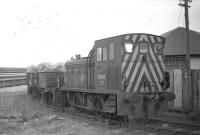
left=27, top=33, right=175, bottom=120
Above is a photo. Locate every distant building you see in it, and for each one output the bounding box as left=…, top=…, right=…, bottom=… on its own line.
left=161, top=27, right=200, bottom=111
left=162, top=27, right=200, bottom=70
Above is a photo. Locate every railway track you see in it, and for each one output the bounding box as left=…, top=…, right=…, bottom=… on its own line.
left=45, top=104, right=200, bottom=135
left=46, top=105, right=125, bottom=128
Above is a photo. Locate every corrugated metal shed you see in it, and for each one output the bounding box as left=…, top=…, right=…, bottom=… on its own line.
left=161, top=27, right=200, bottom=56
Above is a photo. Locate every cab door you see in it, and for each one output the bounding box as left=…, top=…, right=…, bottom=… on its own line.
left=95, top=46, right=108, bottom=90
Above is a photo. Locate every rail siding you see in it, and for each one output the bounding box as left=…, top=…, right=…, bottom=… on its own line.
left=0, top=67, right=26, bottom=88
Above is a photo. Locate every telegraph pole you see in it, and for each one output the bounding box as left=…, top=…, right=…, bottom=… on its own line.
left=179, top=0, right=192, bottom=110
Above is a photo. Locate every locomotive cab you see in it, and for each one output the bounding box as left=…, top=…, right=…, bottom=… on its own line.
left=94, top=34, right=167, bottom=93
left=122, top=35, right=165, bottom=93
left=118, top=34, right=175, bottom=119
left=94, top=37, right=121, bottom=91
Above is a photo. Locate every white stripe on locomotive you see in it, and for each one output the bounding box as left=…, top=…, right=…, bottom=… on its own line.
left=124, top=45, right=138, bottom=78
left=156, top=37, right=162, bottom=42
left=133, top=65, right=152, bottom=92
left=125, top=35, right=130, bottom=40
left=150, top=35, right=155, bottom=43
left=125, top=55, right=143, bottom=92
left=122, top=54, right=130, bottom=72
left=132, top=35, right=138, bottom=43
left=158, top=55, right=165, bottom=71
left=149, top=45, right=163, bottom=80
left=149, top=61, right=162, bottom=91
left=139, top=34, right=148, bottom=41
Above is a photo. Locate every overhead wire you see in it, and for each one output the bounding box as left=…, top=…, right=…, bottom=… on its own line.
left=178, top=6, right=183, bottom=26
left=140, top=0, right=169, bottom=32
left=172, top=5, right=183, bottom=54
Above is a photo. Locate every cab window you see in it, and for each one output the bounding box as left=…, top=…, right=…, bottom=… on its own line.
left=109, top=43, right=114, bottom=60
left=124, top=43, right=133, bottom=53
left=154, top=43, right=163, bottom=54
left=103, top=47, right=107, bottom=61
left=139, top=42, right=148, bottom=53
left=97, top=47, right=107, bottom=61
left=97, top=48, right=102, bottom=61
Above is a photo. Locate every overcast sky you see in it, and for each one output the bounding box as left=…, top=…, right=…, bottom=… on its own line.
left=0, top=0, right=199, bottom=67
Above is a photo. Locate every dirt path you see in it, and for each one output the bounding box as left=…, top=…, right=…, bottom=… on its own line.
left=0, top=86, right=157, bottom=135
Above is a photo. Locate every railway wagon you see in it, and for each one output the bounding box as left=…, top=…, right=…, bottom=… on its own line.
left=36, top=72, right=64, bottom=103
left=26, top=72, right=31, bottom=87
left=27, top=71, right=64, bottom=103
left=38, top=72, right=58, bottom=88
left=26, top=72, right=32, bottom=94
left=59, top=33, right=175, bottom=119
left=26, top=72, right=38, bottom=94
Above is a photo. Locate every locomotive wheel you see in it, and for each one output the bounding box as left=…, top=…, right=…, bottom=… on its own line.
left=37, top=90, right=42, bottom=100
left=27, top=86, right=31, bottom=94
left=93, top=96, right=104, bottom=114
left=73, top=94, right=82, bottom=107
left=45, top=92, right=53, bottom=105
left=32, top=89, right=37, bottom=99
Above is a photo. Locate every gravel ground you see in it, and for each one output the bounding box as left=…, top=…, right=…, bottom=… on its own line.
left=0, top=86, right=159, bottom=135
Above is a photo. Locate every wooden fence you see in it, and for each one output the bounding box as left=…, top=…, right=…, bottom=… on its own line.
left=191, top=70, right=200, bottom=113
left=167, top=69, right=200, bottom=113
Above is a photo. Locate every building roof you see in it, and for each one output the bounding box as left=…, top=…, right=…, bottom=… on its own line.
left=161, top=27, right=200, bottom=56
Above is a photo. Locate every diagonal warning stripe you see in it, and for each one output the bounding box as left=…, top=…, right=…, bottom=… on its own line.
left=125, top=35, right=130, bottom=41
left=149, top=61, right=162, bottom=91
left=137, top=73, right=153, bottom=92
left=158, top=55, right=165, bottom=72
left=124, top=45, right=138, bottom=78
left=139, top=34, right=148, bottom=41
left=149, top=45, right=163, bottom=80
left=122, top=54, right=130, bottom=72
left=156, top=37, right=162, bottom=42
left=126, top=55, right=143, bottom=92
left=150, top=35, right=155, bottom=43
left=133, top=64, right=152, bottom=92
left=132, top=35, right=138, bottom=43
